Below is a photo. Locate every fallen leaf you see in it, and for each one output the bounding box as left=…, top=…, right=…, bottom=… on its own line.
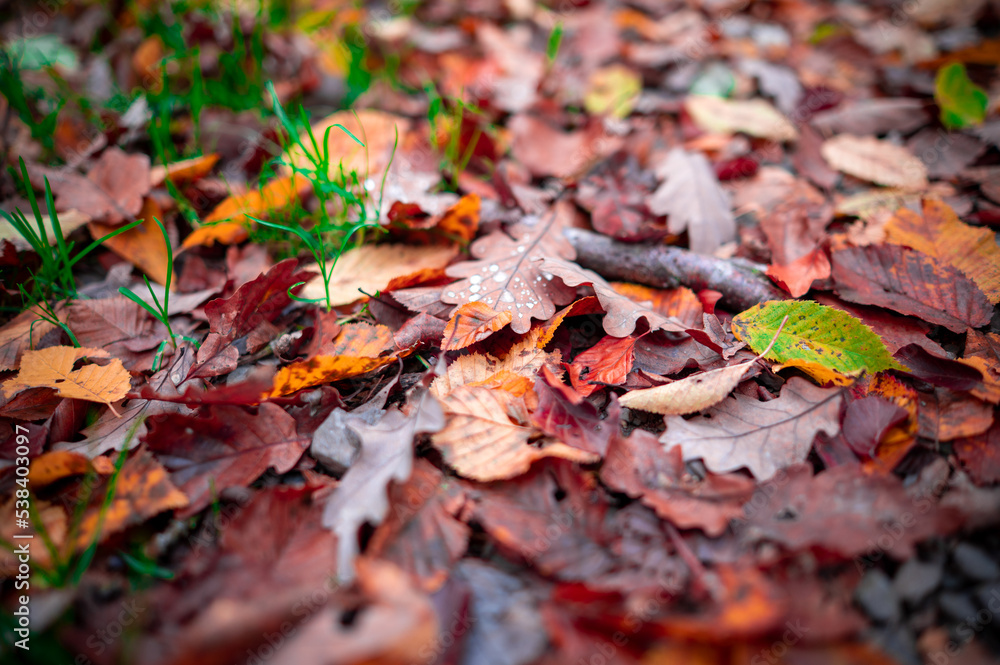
left=3, top=346, right=131, bottom=415
left=732, top=300, right=903, bottom=384
left=322, top=388, right=444, bottom=580
left=619, top=361, right=756, bottom=415
left=28, top=450, right=93, bottom=486
left=820, top=134, right=928, bottom=190
left=539, top=257, right=687, bottom=337
left=766, top=247, right=831, bottom=297
left=743, top=463, right=963, bottom=559
left=432, top=386, right=595, bottom=481
left=431, top=327, right=559, bottom=398
left=831, top=245, right=992, bottom=332
left=531, top=369, right=619, bottom=457
left=661, top=376, right=844, bottom=480
left=935, top=62, right=988, bottom=129
left=568, top=335, right=637, bottom=397
left=148, top=153, right=219, bottom=187
left=684, top=95, right=798, bottom=141
left=442, top=203, right=577, bottom=334
left=508, top=115, right=617, bottom=179
left=884, top=198, right=1000, bottom=303
left=198, top=173, right=310, bottom=227
left=205, top=258, right=314, bottom=342
left=584, top=65, right=641, bottom=119
left=0, top=209, right=91, bottom=252
left=609, top=283, right=703, bottom=328
left=145, top=403, right=309, bottom=517
left=301, top=243, right=457, bottom=306
left=442, top=301, right=513, bottom=350
left=89, top=196, right=170, bottom=284
left=31, top=148, right=150, bottom=225
left=649, top=147, right=737, bottom=255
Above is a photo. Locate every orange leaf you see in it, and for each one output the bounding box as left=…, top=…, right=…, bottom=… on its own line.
left=0, top=306, right=58, bottom=371
left=2, top=346, right=131, bottom=416
left=609, top=283, right=704, bottom=327
left=430, top=328, right=558, bottom=398
left=568, top=335, right=637, bottom=396
left=29, top=451, right=92, bottom=487
left=435, top=192, right=481, bottom=243
left=149, top=153, right=219, bottom=188
left=766, top=248, right=831, bottom=298
left=90, top=196, right=169, bottom=285
left=442, top=302, right=513, bottom=350
left=884, top=198, right=1000, bottom=303
left=181, top=221, right=249, bottom=249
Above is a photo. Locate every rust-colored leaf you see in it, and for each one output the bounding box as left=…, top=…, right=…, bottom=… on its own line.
left=831, top=244, right=992, bottom=332
left=442, top=301, right=513, bottom=350
left=884, top=198, right=1000, bottom=303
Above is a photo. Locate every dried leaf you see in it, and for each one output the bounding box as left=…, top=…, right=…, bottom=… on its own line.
left=766, top=247, right=831, bottom=298
left=660, top=377, right=844, bottom=480
left=649, top=148, right=736, bottom=255
left=684, top=95, right=798, bottom=141
left=301, top=244, right=457, bottom=306
left=884, top=198, right=1000, bottom=303
left=3, top=346, right=131, bottom=414
left=609, top=283, right=703, bottom=328
left=820, top=134, right=928, bottom=190
left=831, top=245, right=992, bottom=332
left=31, top=148, right=150, bottom=225
left=441, top=204, right=577, bottom=334
left=145, top=403, right=309, bottom=517
left=539, top=257, right=687, bottom=337
left=89, top=196, right=170, bottom=284
left=619, top=361, right=755, bottom=415
left=431, top=328, right=558, bottom=398
left=322, top=389, right=444, bottom=580
left=442, top=301, right=513, bottom=350
left=568, top=335, right=637, bottom=397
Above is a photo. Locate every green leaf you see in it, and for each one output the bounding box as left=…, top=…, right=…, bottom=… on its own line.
left=935, top=62, right=988, bottom=129
left=731, top=301, right=904, bottom=385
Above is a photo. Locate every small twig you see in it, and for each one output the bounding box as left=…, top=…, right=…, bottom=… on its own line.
left=564, top=228, right=786, bottom=312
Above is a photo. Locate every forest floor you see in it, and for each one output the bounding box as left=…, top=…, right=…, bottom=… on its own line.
left=1, top=1, right=1000, bottom=664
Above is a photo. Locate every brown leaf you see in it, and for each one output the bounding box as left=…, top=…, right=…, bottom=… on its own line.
left=90, top=196, right=170, bottom=284
left=441, top=202, right=577, bottom=334
left=31, top=148, right=150, bottom=225
left=432, top=386, right=596, bottom=481
left=301, top=244, right=457, bottom=306
left=145, top=403, right=309, bottom=516
left=442, top=301, right=513, bottom=350
left=743, top=463, right=963, bottom=559
left=648, top=147, right=736, bottom=255
left=820, top=134, right=928, bottom=190
left=539, top=257, right=687, bottom=337
left=661, top=377, right=844, bottom=480
left=508, top=115, right=616, bottom=179
left=884, top=198, right=1000, bottom=303
left=322, top=389, right=445, bottom=580
left=2, top=346, right=131, bottom=415
left=831, top=244, right=992, bottom=332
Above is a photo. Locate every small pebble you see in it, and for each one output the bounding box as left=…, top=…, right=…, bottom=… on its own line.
left=952, top=543, right=1000, bottom=582
left=856, top=569, right=901, bottom=624
left=894, top=558, right=942, bottom=605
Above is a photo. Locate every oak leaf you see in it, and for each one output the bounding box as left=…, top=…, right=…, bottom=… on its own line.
left=3, top=346, right=131, bottom=416
left=441, top=203, right=578, bottom=334
left=648, top=148, right=736, bottom=255
left=660, top=377, right=843, bottom=480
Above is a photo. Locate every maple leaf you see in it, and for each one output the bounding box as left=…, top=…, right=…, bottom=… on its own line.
left=648, top=147, right=736, bottom=255
left=145, top=403, right=310, bottom=517
left=322, top=388, right=445, bottom=581
left=3, top=346, right=131, bottom=416
left=661, top=377, right=844, bottom=480
left=538, top=257, right=687, bottom=337
left=441, top=203, right=577, bottom=334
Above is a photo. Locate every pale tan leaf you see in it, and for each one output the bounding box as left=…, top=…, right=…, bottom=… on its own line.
left=301, top=244, right=457, bottom=306
left=619, top=362, right=755, bottom=415
left=684, top=95, right=798, bottom=142
left=821, top=134, right=928, bottom=190
left=430, top=328, right=558, bottom=398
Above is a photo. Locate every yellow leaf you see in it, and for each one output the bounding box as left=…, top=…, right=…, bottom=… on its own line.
left=585, top=65, right=642, bottom=119
left=2, top=346, right=131, bottom=416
